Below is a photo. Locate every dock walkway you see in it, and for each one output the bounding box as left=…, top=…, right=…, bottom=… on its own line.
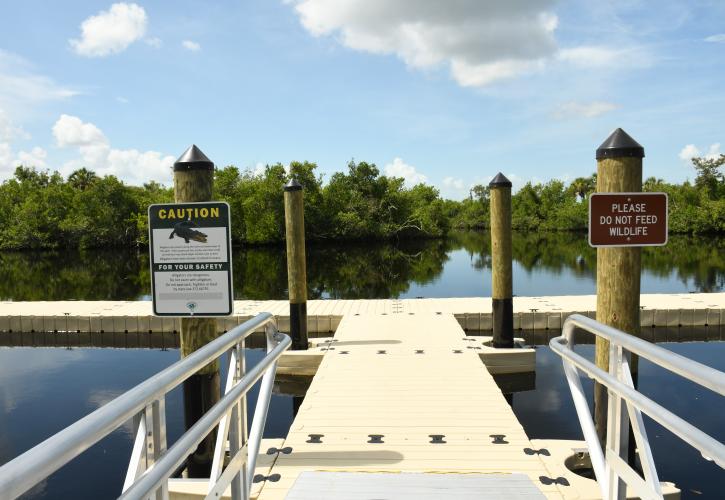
left=257, top=313, right=565, bottom=499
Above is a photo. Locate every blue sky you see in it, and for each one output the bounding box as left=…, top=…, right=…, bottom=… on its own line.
left=0, top=0, right=724, bottom=198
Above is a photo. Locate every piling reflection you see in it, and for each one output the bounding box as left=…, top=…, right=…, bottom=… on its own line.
left=182, top=373, right=220, bottom=477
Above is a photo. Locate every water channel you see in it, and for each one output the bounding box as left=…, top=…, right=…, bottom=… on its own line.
left=0, top=231, right=723, bottom=498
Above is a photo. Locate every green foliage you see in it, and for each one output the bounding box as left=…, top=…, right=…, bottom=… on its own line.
left=692, top=154, right=725, bottom=199
left=450, top=184, right=490, bottom=229
left=0, top=167, right=172, bottom=250
left=214, top=159, right=449, bottom=244
left=0, top=153, right=722, bottom=251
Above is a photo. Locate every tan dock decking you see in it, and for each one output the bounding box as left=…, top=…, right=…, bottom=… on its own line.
left=0, top=293, right=723, bottom=334
left=256, top=313, right=567, bottom=499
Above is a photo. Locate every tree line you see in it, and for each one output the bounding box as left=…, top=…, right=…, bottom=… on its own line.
left=0, top=154, right=722, bottom=250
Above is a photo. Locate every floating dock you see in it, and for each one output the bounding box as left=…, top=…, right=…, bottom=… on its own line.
left=253, top=312, right=680, bottom=499
left=0, top=299, right=692, bottom=498
left=0, top=293, right=723, bottom=335
left=258, top=312, right=563, bottom=498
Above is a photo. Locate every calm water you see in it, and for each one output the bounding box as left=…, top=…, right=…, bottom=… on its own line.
left=0, top=231, right=723, bottom=498
left=0, top=231, right=723, bottom=301
left=0, top=335, right=722, bottom=499
left=0, top=347, right=294, bottom=499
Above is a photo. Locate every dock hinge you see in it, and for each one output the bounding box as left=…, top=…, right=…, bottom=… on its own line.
left=266, top=446, right=293, bottom=455
left=524, top=447, right=550, bottom=456
left=490, top=434, right=508, bottom=444
left=253, top=473, right=281, bottom=483
left=539, top=476, right=570, bottom=486
left=306, top=434, right=324, bottom=443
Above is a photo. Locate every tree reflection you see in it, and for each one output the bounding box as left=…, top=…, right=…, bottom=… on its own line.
left=0, top=232, right=722, bottom=301
left=0, top=249, right=148, bottom=300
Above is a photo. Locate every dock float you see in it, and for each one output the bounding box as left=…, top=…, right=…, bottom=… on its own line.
left=256, top=312, right=565, bottom=499
left=0, top=293, right=723, bottom=335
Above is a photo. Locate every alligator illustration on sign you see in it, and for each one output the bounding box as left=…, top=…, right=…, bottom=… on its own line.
left=169, top=221, right=208, bottom=243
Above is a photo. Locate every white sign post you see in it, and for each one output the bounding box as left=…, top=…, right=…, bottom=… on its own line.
left=148, top=201, right=233, bottom=316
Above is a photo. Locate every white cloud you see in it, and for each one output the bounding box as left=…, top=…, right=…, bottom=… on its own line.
left=182, top=40, right=201, bottom=52
left=451, top=58, right=542, bottom=88
left=52, top=114, right=174, bottom=184
left=384, top=157, right=427, bottom=186
left=706, top=143, right=722, bottom=159
left=553, top=101, right=619, bottom=119
left=0, top=50, right=78, bottom=114
left=0, top=110, right=48, bottom=176
left=288, top=1, right=650, bottom=88
left=443, top=176, right=464, bottom=190
left=16, top=147, right=48, bottom=169
left=0, top=142, right=12, bottom=171
left=440, top=176, right=468, bottom=200
left=116, top=96, right=129, bottom=104
left=0, top=108, right=29, bottom=141
left=679, top=144, right=700, bottom=161
left=679, top=143, right=722, bottom=162
left=53, top=114, right=107, bottom=148
left=289, top=0, right=559, bottom=86
left=705, top=34, right=725, bottom=43
left=145, top=37, right=163, bottom=49
left=70, top=2, right=147, bottom=57
left=557, top=45, right=653, bottom=69
left=558, top=46, right=619, bottom=67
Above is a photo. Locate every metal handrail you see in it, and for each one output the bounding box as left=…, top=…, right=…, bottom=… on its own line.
left=0, top=313, right=287, bottom=500
left=550, top=314, right=725, bottom=500
left=120, top=330, right=290, bottom=499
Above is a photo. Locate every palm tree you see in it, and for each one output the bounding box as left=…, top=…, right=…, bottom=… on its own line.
left=568, top=175, right=596, bottom=201
left=68, top=168, right=98, bottom=190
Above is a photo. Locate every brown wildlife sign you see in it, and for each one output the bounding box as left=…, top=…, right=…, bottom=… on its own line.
left=589, top=192, right=668, bottom=247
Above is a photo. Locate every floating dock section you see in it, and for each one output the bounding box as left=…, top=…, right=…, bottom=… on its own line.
left=257, top=312, right=564, bottom=499
left=1, top=293, right=723, bottom=334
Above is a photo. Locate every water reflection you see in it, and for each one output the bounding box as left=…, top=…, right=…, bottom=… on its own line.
left=0, top=347, right=294, bottom=499
left=0, top=232, right=722, bottom=301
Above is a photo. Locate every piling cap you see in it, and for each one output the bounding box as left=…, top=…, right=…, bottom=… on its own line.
left=489, top=172, right=512, bottom=188
left=284, top=178, right=303, bottom=192
left=174, top=145, right=214, bottom=171
left=596, top=128, right=644, bottom=159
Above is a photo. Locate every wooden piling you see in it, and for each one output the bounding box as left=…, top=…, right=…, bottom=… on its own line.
left=173, top=144, right=221, bottom=476
left=489, top=172, right=514, bottom=348
left=594, top=128, right=644, bottom=446
left=284, top=179, right=308, bottom=350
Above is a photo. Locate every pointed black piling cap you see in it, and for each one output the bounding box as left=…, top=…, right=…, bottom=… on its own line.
left=284, top=178, right=303, bottom=192
left=596, top=128, right=644, bottom=160
left=173, top=144, right=214, bottom=171
left=489, top=172, right=512, bottom=188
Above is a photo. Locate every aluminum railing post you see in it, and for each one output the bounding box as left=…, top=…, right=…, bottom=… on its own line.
left=606, top=344, right=628, bottom=500
left=228, top=402, right=244, bottom=500
left=152, top=398, right=168, bottom=500
left=245, top=324, right=281, bottom=496
left=237, top=340, right=249, bottom=499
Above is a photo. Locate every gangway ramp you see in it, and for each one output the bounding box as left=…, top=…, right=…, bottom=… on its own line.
left=258, top=313, right=564, bottom=499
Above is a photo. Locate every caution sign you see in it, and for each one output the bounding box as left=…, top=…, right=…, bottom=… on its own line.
left=589, top=192, right=668, bottom=247
left=148, top=202, right=233, bottom=316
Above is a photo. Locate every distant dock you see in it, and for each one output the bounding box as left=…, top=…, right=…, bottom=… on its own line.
left=1, top=293, right=723, bottom=335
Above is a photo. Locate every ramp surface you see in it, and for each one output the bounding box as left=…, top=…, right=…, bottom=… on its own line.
left=258, top=313, right=565, bottom=499
left=285, top=471, right=546, bottom=499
